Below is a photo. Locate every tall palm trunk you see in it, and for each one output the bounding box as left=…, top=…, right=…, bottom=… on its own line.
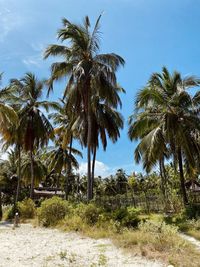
left=0, top=188, right=2, bottom=221
left=159, top=157, right=169, bottom=210
left=30, top=149, right=34, bottom=199
left=159, top=158, right=166, bottom=199
left=91, top=146, right=96, bottom=196
left=87, top=117, right=92, bottom=200
left=77, top=174, right=80, bottom=199
left=177, top=147, right=188, bottom=205
left=15, top=145, right=21, bottom=203
left=65, top=136, right=73, bottom=200
left=87, top=85, right=93, bottom=201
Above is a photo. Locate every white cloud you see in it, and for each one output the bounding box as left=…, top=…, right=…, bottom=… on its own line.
left=78, top=161, right=135, bottom=178
left=22, top=54, right=42, bottom=67
left=30, top=42, right=45, bottom=52
left=0, top=6, right=23, bottom=42
left=78, top=160, right=112, bottom=178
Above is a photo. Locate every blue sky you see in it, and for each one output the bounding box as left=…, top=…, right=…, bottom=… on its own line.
left=0, top=0, right=200, bottom=176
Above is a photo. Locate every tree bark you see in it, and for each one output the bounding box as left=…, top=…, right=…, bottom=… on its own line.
left=30, top=149, right=34, bottom=199
left=177, top=147, right=188, bottom=205
left=91, top=146, right=96, bottom=197
left=15, top=145, right=21, bottom=203
left=0, top=188, right=2, bottom=221
left=65, top=136, right=73, bottom=200
left=159, top=158, right=166, bottom=199
left=77, top=174, right=80, bottom=199
left=64, top=167, right=69, bottom=200
left=87, top=102, right=93, bottom=201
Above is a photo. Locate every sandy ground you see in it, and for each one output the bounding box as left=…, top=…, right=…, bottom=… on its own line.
left=0, top=223, right=163, bottom=267
left=180, top=233, right=200, bottom=250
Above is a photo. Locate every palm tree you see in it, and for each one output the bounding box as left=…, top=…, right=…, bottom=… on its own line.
left=48, top=101, right=82, bottom=199
left=10, top=73, right=56, bottom=198
left=46, top=140, right=82, bottom=199
left=0, top=150, right=18, bottom=210
left=129, top=67, right=200, bottom=205
left=72, top=96, right=124, bottom=198
left=0, top=74, right=18, bottom=141
left=21, top=152, right=47, bottom=188
left=44, top=15, right=125, bottom=200
left=1, top=104, right=24, bottom=204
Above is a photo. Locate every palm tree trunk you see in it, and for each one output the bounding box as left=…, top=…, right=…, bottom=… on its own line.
left=65, top=136, right=73, bottom=200
left=77, top=174, right=80, bottom=199
left=64, top=167, right=69, bottom=200
left=91, top=146, right=96, bottom=197
left=30, top=149, right=34, bottom=199
left=177, top=147, right=188, bottom=205
left=87, top=105, right=93, bottom=201
left=15, top=145, right=21, bottom=203
left=159, top=158, right=166, bottom=199
left=0, top=188, right=2, bottom=221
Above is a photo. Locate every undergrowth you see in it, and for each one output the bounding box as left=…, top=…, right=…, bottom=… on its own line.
left=5, top=197, right=200, bottom=267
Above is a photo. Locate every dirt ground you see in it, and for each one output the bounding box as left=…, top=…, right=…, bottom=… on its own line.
left=0, top=223, right=163, bottom=267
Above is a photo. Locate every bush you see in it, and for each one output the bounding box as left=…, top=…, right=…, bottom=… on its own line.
left=76, top=203, right=101, bottom=225
left=112, top=207, right=141, bottom=228
left=178, top=218, right=200, bottom=232
left=38, top=197, right=69, bottom=227
left=138, top=220, right=179, bottom=252
left=17, top=198, right=36, bottom=219
left=185, top=204, right=200, bottom=219
left=139, top=220, right=178, bottom=237
left=3, top=205, right=15, bottom=220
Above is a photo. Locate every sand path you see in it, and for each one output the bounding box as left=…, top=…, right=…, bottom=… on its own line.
left=0, top=223, right=163, bottom=267
left=180, top=233, right=200, bottom=250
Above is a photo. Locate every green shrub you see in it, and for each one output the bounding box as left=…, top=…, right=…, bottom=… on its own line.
left=38, top=197, right=69, bottom=227
left=139, top=220, right=178, bottom=235
left=112, top=207, right=127, bottom=221
left=112, top=207, right=141, bottom=228
left=3, top=205, right=15, bottom=220
left=76, top=203, right=101, bottom=225
left=17, top=198, right=36, bottom=219
left=185, top=204, right=200, bottom=219
left=178, top=219, right=200, bottom=232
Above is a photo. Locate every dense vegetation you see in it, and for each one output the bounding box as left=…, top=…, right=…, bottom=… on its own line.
left=1, top=14, right=200, bottom=266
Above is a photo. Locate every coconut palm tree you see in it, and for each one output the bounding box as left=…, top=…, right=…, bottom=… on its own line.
left=48, top=101, right=82, bottom=198
left=0, top=74, right=18, bottom=142
left=10, top=73, right=56, bottom=198
left=0, top=150, right=18, bottom=211
left=0, top=104, right=24, bottom=204
left=72, top=96, right=124, bottom=198
left=44, top=15, right=125, bottom=200
left=46, top=140, right=82, bottom=199
left=129, top=67, right=200, bottom=205
left=21, top=152, right=47, bottom=188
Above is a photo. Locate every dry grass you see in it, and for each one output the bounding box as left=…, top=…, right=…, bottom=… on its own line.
left=187, top=230, right=200, bottom=241
left=178, top=219, right=200, bottom=242
left=55, top=216, right=200, bottom=267
left=112, top=229, right=200, bottom=267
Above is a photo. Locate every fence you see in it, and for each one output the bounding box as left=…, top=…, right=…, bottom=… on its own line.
left=95, top=194, right=165, bottom=212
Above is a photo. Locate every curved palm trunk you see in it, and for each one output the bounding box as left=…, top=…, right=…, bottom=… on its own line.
left=177, top=147, right=188, bottom=205
left=30, top=149, right=34, bottom=199
left=87, top=110, right=93, bottom=201
left=91, top=146, right=96, bottom=196
left=85, top=78, right=93, bottom=201
left=15, top=145, right=21, bottom=203
left=0, top=188, right=2, bottom=221
left=65, top=136, right=73, bottom=200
